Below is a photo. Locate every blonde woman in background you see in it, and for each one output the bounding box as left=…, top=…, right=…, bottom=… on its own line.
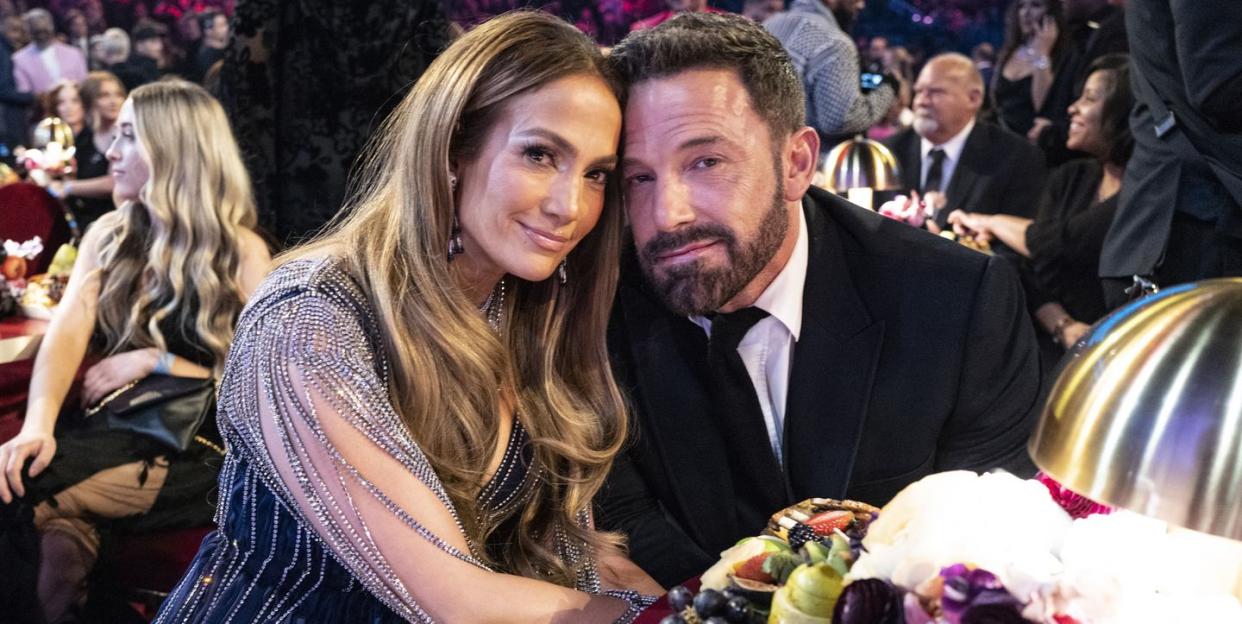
left=154, top=11, right=658, bottom=624
left=42, top=71, right=126, bottom=231
left=0, top=80, right=270, bottom=624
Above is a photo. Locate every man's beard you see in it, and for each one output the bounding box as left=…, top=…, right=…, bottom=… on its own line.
left=913, top=114, right=940, bottom=138
left=639, top=184, right=789, bottom=317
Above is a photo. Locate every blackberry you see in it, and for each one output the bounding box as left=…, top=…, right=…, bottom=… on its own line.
left=786, top=522, right=817, bottom=551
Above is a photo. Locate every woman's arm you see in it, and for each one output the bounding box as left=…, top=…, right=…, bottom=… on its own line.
left=948, top=211, right=1034, bottom=258
left=1034, top=302, right=1091, bottom=349
left=236, top=228, right=273, bottom=299
left=240, top=290, right=644, bottom=622
left=51, top=174, right=114, bottom=200
left=598, top=549, right=665, bottom=596
left=0, top=219, right=109, bottom=502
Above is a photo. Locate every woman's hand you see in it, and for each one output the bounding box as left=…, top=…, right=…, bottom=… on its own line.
left=1058, top=320, right=1092, bottom=349
left=1027, top=117, right=1052, bottom=143
left=0, top=428, right=57, bottom=503
left=947, top=210, right=994, bottom=242
left=1033, top=16, right=1059, bottom=57
left=81, top=348, right=158, bottom=407
left=597, top=550, right=664, bottom=597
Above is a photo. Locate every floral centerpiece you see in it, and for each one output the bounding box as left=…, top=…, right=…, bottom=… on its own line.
left=666, top=471, right=1242, bottom=624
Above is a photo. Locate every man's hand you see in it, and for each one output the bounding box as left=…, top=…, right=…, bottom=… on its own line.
left=81, top=348, right=158, bottom=407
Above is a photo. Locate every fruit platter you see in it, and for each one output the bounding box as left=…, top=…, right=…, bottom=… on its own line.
left=646, top=471, right=1242, bottom=624
left=1, top=238, right=76, bottom=320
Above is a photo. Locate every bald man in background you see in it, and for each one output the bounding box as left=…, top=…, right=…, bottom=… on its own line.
left=884, top=53, right=1047, bottom=260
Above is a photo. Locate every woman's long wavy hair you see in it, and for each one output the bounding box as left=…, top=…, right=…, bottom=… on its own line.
left=286, top=10, right=628, bottom=585
left=995, top=0, right=1071, bottom=90
left=94, top=80, right=257, bottom=374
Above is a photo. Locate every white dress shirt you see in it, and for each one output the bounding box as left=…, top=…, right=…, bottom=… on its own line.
left=691, top=207, right=809, bottom=466
left=39, top=45, right=63, bottom=84
left=919, top=118, right=975, bottom=193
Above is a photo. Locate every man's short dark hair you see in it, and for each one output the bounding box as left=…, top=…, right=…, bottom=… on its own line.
left=198, top=10, right=225, bottom=32
left=131, top=19, right=166, bottom=43
left=608, top=12, right=805, bottom=140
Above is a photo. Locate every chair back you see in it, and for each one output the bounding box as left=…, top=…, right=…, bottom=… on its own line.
left=0, top=183, right=72, bottom=276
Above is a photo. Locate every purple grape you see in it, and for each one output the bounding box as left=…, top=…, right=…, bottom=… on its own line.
left=659, top=615, right=688, bottom=624
left=667, top=585, right=694, bottom=612
left=705, top=617, right=730, bottom=624
left=694, top=589, right=727, bottom=618
left=724, top=595, right=751, bottom=622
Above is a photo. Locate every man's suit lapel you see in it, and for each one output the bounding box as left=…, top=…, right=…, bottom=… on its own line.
left=899, top=132, right=922, bottom=193
left=783, top=194, right=885, bottom=500
left=939, top=123, right=985, bottom=226
left=618, top=286, right=742, bottom=551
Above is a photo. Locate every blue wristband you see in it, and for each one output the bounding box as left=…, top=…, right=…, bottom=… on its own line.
left=153, top=351, right=174, bottom=375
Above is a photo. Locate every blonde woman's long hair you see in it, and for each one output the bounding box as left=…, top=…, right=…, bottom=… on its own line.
left=94, top=80, right=257, bottom=374
left=287, top=11, right=629, bottom=585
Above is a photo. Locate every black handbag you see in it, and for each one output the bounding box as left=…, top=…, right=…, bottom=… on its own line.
left=84, top=374, right=217, bottom=453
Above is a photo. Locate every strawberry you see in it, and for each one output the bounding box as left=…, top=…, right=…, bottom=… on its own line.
left=807, top=510, right=854, bottom=536
left=732, top=553, right=776, bottom=584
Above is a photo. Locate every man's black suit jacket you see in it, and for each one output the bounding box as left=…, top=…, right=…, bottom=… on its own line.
left=1099, top=0, right=1242, bottom=283
left=883, top=122, right=1048, bottom=232
left=598, top=186, right=1043, bottom=588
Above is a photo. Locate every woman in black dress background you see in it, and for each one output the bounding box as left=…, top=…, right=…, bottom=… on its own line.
left=951, top=54, right=1133, bottom=356
left=991, top=0, right=1076, bottom=144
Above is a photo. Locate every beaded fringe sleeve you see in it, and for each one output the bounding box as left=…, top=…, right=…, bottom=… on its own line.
left=194, top=258, right=651, bottom=623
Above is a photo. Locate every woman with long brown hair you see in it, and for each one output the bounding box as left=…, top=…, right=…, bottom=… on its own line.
left=992, top=0, right=1076, bottom=143
left=154, top=11, right=657, bottom=623
left=0, top=80, right=270, bottom=623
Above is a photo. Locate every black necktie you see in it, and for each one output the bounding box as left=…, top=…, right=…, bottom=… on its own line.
left=922, top=147, right=946, bottom=194
left=706, top=307, right=788, bottom=532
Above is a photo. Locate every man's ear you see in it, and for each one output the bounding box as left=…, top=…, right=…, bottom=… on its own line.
left=782, top=126, right=820, bottom=202
left=968, top=86, right=984, bottom=110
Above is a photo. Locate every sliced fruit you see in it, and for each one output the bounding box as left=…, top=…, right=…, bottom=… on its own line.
left=733, top=553, right=776, bottom=584
left=729, top=576, right=779, bottom=609
left=807, top=510, right=854, bottom=536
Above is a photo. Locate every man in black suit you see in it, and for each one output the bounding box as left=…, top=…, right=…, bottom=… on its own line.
left=1, top=24, right=34, bottom=151
left=598, top=13, right=1043, bottom=588
left=883, top=53, right=1047, bottom=259
left=1098, top=0, right=1242, bottom=308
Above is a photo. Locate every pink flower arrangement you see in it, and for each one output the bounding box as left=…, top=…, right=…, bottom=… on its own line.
left=1035, top=473, right=1113, bottom=520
